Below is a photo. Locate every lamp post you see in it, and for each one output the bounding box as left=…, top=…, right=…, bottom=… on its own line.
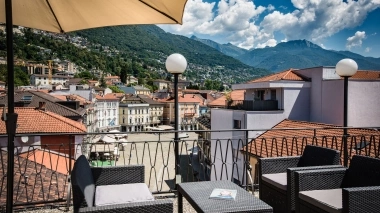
left=166, top=53, right=187, bottom=187
left=336, top=58, right=358, bottom=167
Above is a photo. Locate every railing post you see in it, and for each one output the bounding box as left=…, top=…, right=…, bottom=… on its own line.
left=245, top=130, right=249, bottom=190
left=174, top=73, right=180, bottom=189
left=67, top=135, right=73, bottom=212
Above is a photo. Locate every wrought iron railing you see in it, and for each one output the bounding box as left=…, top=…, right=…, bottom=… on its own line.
left=0, top=127, right=379, bottom=211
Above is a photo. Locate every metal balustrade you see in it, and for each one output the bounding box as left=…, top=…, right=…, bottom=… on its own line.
left=0, top=127, right=379, bottom=211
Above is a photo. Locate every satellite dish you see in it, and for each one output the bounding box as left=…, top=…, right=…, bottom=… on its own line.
left=21, top=136, right=29, bottom=143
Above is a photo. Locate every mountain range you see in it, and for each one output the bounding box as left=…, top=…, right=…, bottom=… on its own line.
left=73, top=25, right=269, bottom=83
left=190, top=37, right=380, bottom=72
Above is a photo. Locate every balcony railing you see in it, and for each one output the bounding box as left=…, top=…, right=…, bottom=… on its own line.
left=226, top=100, right=279, bottom=111
left=0, top=127, right=379, bottom=211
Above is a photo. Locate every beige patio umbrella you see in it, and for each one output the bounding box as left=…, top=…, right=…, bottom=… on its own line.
left=1, top=0, right=187, bottom=210
left=0, top=0, right=187, bottom=33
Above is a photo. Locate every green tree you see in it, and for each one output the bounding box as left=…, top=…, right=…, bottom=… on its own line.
left=14, top=67, right=30, bottom=86
left=108, top=85, right=125, bottom=93
left=100, top=74, right=107, bottom=88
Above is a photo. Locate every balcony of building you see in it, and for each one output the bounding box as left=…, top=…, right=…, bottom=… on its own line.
left=226, top=100, right=279, bottom=111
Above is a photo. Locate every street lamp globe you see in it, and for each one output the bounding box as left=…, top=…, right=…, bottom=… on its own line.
left=166, top=53, right=187, bottom=74
left=336, top=58, right=358, bottom=77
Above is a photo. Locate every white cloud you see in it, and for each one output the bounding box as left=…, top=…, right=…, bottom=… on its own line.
left=158, top=0, right=215, bottom=35
left=346, top=31, right=366, bottom=50
left=261, top=0, right=380, bottom=42
left=257, top=39, right=277, bottom=48
left=267, top=4, right=275, bottom=11
left=365, top=47, right=371, bottom=52
left=159, top=0, right=380, bottom=50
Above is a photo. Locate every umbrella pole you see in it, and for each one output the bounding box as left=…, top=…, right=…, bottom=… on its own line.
left=5, top=0, right=18, bottom=211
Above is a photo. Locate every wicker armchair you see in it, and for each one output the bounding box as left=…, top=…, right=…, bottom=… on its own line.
left=295, top=155, right=380, bottom=213
left=259, top=145, right=341, bottom=213
left=71, top=155, right=173, bottom=213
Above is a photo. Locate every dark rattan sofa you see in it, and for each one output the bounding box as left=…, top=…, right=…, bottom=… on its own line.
left=295, top=155, right=380, bottom=213
left=259, top=145, right=341, bottom=213
left=71, top=155, right=173, bottom=213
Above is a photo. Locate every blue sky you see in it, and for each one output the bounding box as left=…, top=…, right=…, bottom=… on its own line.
left=159, top=0, right=380, bottom=58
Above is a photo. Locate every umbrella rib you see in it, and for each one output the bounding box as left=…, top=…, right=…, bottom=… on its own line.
left=139, top=0, right=180, bottom=24
left=45, top=0, right=65, bottom=33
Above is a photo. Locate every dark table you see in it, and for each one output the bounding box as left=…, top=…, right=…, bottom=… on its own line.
left=177, top=181, right=273, bottom=213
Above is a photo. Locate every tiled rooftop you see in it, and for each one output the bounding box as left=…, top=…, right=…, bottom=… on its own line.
left=0, top=91, right=83, bottom=118
left=247, top=69, right=309, bottom=83
left=208, top=90, right=245, bottom=107
left=163, top=94, right=205, bottom=104
left=0, top=151, right=68, bottom=205
left=0, top=107, right=86, bottom=134
left=244, top=119, right=380, bottom=158
left=19, top=150, right=74, bottom=175
left=351, top=70, right=380, bottom=80
left=51, top=94, right=90, bottom=106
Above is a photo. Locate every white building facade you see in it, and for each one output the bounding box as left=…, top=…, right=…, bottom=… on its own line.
left=209, top=66, right=380, bottom=183
left=95, top=96, right=120, bottom=132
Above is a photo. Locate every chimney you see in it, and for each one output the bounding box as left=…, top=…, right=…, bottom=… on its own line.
left=38, top=102, right=46, bottom=111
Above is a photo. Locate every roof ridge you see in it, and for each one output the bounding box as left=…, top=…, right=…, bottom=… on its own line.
left=42, top=110, right=86, bottom=132
left=281, top=69, right=293, bottom=80
left=27, top=91, right=82, bottom=115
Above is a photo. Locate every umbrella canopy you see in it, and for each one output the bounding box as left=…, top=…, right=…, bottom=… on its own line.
left=2, top=0, right=187, bottom=211
left=0, top=0, right=187, bottom=33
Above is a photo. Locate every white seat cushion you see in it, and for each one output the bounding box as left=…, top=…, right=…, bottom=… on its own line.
left=262, top=173, right=287, bottom=191
left=299, top=188, right=342, bottom=213
left=95, top=183, right=155, bottom=206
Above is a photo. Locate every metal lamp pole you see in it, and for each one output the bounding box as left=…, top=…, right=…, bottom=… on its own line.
left=5, top=0, right=19, bottom=211
left=336, top=58, right=358, bottom=167
left=174, top=73, right=179, bottom=175
left=166, top=53, right=187, bottom=188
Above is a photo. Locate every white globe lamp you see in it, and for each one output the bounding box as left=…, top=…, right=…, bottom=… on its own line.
left=336, top=58, right=358, bottom=77
left=165, top=53, right=187, bottom=74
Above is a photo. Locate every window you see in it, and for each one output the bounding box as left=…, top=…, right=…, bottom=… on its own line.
left=123, top=109, right=125, bottom=114
left=233, top=120, right=241, bottom=129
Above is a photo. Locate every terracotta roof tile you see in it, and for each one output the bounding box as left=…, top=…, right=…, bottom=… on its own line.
left=208, top=90, right=245, bottom=107
left=51, top=94, right=90, bottom=105
left=19, top=150, right=74, bottom=175
left=351, top=70, right=380, bottom=80
left=244, top=119, right=380, bottom=159
left=96, top=93, right=120, bottom=101
left=0, top=151, right=69, bottom=205
left=0, top=107, right=86, bottom=134
left=164, top=94, right=204, bottom=104
left=247, top=69, right=308, bottom=83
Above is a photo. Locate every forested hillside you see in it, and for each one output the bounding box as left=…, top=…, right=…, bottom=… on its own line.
left=0, top=25, right=270, bottom=86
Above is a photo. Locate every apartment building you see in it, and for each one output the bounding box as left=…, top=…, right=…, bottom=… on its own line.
left=162, top=94, right=201, bottom=130
left=209, top=66, right=380, bottom=182
left=95, top=93, right=121, bottom=132
left=30, top=74, right=71, bottom=86
left=153, top=79, right=170, bottom=90
left=119, top=95, right=150, bottom=132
